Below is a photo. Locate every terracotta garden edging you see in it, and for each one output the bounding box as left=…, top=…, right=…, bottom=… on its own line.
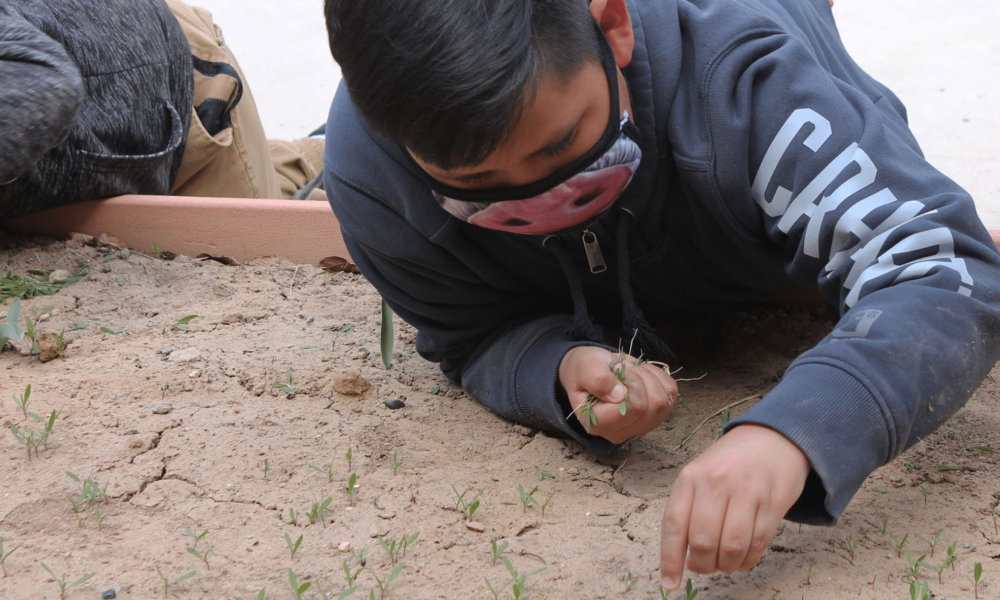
left=4, top=195, right=351, bottom=266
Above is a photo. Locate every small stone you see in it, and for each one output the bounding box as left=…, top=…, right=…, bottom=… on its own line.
left=172, top=254, right=192, bottom=263
left=513, top=424, right=535, bottom=436
left=152, top=402, right=173, bottom=415
left=384, top=399, right=405, bottom=410
left=147, top=321, right=155, bottom=327
left=129, top=439, right=143, bottom=449
left=338, top=541, right=351, bottom=553
left=18, top=336, right=33, bottom=356
left=332, top=373, right=372, bottom=397
left=48, top=269, right=72, bottom=284
left=188, top=370, right=202, bottom=378
left=378, top=510, right=396, bottom=520
left=267, top=573, right=281, bottom=580
left=159, top=347, right=174, bottom=355
left=170, top=347, right=202, bottom=363
left=306, top=316, right=315, bottom=325
left=465, top=521, right=486, bottom=533
left=566, top=467, right=580, bottom=476
left=102, top=589, right=117, bottom=599
left=349, top=349, right=370, bottom=361
left=370, top=527, right=389, bottom=538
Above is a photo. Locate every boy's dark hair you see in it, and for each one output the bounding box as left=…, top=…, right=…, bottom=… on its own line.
left=325, top=0, right=599, bottom=169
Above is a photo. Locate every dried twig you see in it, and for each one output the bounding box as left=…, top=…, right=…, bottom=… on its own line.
left=676, top=394, right=759, bottom=450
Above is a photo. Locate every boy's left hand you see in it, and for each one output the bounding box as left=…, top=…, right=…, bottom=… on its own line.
left=659, top=424, right=810, bottom=590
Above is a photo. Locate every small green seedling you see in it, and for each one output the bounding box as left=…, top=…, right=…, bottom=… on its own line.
left=262, top=458, right=270, bottom=480
left=67, top=471, right=107, bottom=506
left=943, top=541, right=958, bottom=572
left=517, top=484, right=538, bottom=513
left=391, top=453, right=403, bottom=476
left=451, top=485, right=484, bottom=521
left=806, top=560, right=815, bottom=585
left=372, top=564, right=404, bottom=600
left=918, top=483, right=928, bottom=505
left=289, top=507, right=297, bottom=526
left=937, top=464, right=962, bottom=472
left=344, top=473, right=358, bottom=506
left=234, top=589, right=268, bottom=600
left=285, top=533, right=304, bottom=560
left=680, top=426, right=694, bottom=445
left=966, top=445, right=996, bottom=454
left=712, top=406, right=731, bottom=443
left=0, top=537, right=22, bottom=577
left=490, top=539, right=509, bottom=566
left=310, top=459, right=337, bottom=482
left=537, top=491, right=556, bottom=516
left=501, top=557, right=545, bottom=600
left=659, top=586, right=671, bottom=599
left=185, top=528, right=208, bottom=549
left=881, top=518, right=888, bottom=535
left=93, top=510, right=106, bottom=530
left=909, top=580, right=930, bottom=600
left=345, top=447, right=354, bottom=472
left=915, top=528, right=943, bottom=557
left=342, top=559, right=363, bottom=586
left=272, top=369, right=295, bottom=395
left=536, top=469, right=554, bottom=481
left=683, top=578, right=699, bottom=600
left=625, top=571, right=636, bottom=591
left=99, top=326, right=123, bottom=335
left=306, top=497, right=333, bottom=527
left=890, top=532, right=909, bottom=558
left=901, top=545, right=928, bottom=582
left=186, top=546, right=212, bottom=570
left=430, top=385, right=440, bottom=395
left=350, top=546, right=369, bottom=567
left=169, top=315, right=198, bottom=332
left=968, top=562, right=984, bottom=599
left=485, top=576, right=505, bottom=600
left=377, top=535, right=404, bottom=566
left=151, top=242, right=166, bottom=259
left=12, top=384, right=31, bottom=419
left=288, top=569, right=311, bottom=600
left=41, top=563, right=94, bottom=600
left=845, top=536, right=857, bottom=564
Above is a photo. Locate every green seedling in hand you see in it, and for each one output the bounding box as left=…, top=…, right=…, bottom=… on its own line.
left=344, top=473, right=358, bottom=507
left=12, top=384, right=31, bottom=419
left=517, top=484, right=538, bottom=513
left=41, top=563, right=94, bottom=600
left=186, top=546, right=212, bottom=570
left=845, top=536, right=857, bottom=564
left=501, top=557, right=545, bottom=600
left=350, top=546, right=368, bottom=567
left=683, top=578, right=699, bottom=600
left=489, top=539, right=509, bottom=566
left=285, top=533, right=303, bottom=560
left=306, top=497, right=333, bottom=527
left=272, top=369, right=295, bottom=395
left=968, top=562, right=984, bottom=599
left=310, top=459, right=336, bottom=482
left=915, top=528, right=943, bottom=557
left=169, top=315, right=198, bottom=332
left=288, top=569, right=311, bottom=600
left=343, top=559, right=363, bottom=586
left=372, top=563, right=404, bottom=600
left=889, top=532, right=909, bottom=558
left=391, top=453, right=403, bottom=476
left=0, top=537, right=22, bottom=577
left=345, top=447, right=354, bottom=472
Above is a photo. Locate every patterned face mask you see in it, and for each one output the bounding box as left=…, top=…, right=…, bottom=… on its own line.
left=408, top=21, right=642, bottom=236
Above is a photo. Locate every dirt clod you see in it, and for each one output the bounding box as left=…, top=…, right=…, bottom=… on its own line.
left=332, top=372, right=371, bottom=396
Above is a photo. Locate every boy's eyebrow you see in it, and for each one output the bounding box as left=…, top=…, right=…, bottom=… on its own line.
left=447, top=118, right=582, bottom=183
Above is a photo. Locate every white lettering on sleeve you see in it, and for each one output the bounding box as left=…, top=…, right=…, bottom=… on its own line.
left=751, top=108, right=832, bottom=217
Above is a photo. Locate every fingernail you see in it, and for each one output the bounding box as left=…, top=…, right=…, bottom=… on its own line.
left=611, top=384, right=625, bottom=401
left=661, top=577, right=677, bottom=590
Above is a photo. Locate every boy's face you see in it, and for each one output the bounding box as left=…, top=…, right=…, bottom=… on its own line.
left=410, top=59, right=632, bottom=193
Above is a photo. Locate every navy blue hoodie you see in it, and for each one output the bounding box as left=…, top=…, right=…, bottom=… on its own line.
left=323, top=0, right=1000, bottom=524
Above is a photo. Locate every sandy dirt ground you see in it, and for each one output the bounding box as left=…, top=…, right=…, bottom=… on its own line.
left=1, top=235, right=999, bottom=600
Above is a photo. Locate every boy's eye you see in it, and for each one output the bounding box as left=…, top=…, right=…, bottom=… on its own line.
left=540, top=126, right=579, bottom=158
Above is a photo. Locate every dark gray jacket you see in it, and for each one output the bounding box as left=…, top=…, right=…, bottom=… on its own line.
left=0, top=0, right=193, bottom=219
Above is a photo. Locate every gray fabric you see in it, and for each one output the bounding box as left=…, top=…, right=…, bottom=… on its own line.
left=0, top=0, right=193, bottom=220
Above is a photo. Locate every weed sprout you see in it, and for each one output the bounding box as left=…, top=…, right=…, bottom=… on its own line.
left=288, top=569, right=311, bottom=600
left=489, top=539, right=509, bottom=566
left=968, top=562, right=984, bottom=599
left=285, top=533, right=304, bottom=560
left=0, top=537, right=22, bottom=577
left=372, top=564, right=404, bottom=600
left=41, top=564, right=94, bottom=600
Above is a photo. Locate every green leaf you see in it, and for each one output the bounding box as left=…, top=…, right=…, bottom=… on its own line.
left=69, top=572, right=95, bottom=588
left=338, top=323, right=354, bottom=333
left=619, top=402, right=627, bottom=416
left=68, top=323, right=90, bottom=331
left=173, top=570, right=196, bottom=584
left=380, top=299, right=394, bottom=370
left=118, top=275, right=125, bottom=286
left=966, top=445, right=995, bottom=454
left=430, top=385, right=440, bottom=395
left=337, top=588, right=357, bottom=600
left=936, top=464, right=962, bottom=472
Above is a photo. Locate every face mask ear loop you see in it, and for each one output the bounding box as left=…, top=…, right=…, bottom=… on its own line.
left=615, top=209, right=678, bottom=365
left=544, top=235, right=604, bottom=343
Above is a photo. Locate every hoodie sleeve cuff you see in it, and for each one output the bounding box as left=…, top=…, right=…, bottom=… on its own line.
left=514, top=327, right=620, bottom=455
left=725, top=362, right=892, bottom=524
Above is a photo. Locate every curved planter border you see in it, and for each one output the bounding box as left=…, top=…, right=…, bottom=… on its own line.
left=4, top=195, right=350, bottom=266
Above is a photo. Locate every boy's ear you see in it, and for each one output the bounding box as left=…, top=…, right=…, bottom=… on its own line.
left=590, top=0, right=634, bottom=68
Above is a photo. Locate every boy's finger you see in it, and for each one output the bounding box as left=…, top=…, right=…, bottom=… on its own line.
left=739, top=501, right=783, bottom=571
left=715, top=496, right=757, bottom=573
left=683, top=489, right=728, bottom=574
left=660, top=478, right=694, bottom=591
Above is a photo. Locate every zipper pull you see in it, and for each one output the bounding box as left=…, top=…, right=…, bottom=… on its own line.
left=582, top=230, right=607, bottom=274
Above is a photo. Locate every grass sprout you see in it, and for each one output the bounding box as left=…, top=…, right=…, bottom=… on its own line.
left=288, top=569, right=311, bottom=600
left=489, top=539, right=509, bottom=566
left=285, top=533, right=303, bottom=560
left=0, top=537, right=22, bottom=577
left=372, top=564, right=404, bottom=600
left=41, top=563, right=94, bottom=600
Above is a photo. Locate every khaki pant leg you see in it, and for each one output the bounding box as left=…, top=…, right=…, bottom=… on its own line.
left=269, top=138, right=327, bottom=201
left=166, top=0, right=280, bottom=199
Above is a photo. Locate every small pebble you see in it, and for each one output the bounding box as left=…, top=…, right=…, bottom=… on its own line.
left=152, top=402, right=173, bottom=415
left=338, top=541, right=351, bottom=553
left=378, top=510, right=396, bottom=520
left=170, top=347, right=202, bottom=363
left=465, top=521, right=486, bottom=533
left=147, top=320, right=155, bottom=327
left=267, top=573, right=281, bottom=580
left=102, top=590, right=116, bottom=599
left=188, top=370, right=201, bottom=378
left=384, top=399, right=405, bottom=410
left=48, top=269, right=72, bottom=284
left=159, top=347, right=174, bottom=355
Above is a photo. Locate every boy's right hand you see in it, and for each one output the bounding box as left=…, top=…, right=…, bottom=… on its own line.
left=558, top=345, right=677, bottom=443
